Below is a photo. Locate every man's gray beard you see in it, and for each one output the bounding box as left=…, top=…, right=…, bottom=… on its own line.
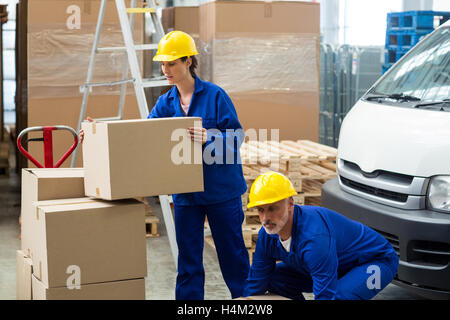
left=263, top=206, right=289, bottom=235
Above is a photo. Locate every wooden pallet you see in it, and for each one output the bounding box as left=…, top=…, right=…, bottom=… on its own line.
left=240, top=140, right=337, bottom=171
left=205, top=227, right=259, bottom=265
left=145, top=215, right=160, bottom=238
left=243, top=224, right=260, bottom=248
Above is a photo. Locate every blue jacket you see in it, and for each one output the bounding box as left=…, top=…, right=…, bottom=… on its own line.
left=148, top=76, right=247, bottom=206
left=243, top=205, right=399, bottom=300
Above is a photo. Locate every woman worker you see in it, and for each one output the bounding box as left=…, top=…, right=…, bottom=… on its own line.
left=149, top=30, right=250, bottom=300
left=81, top=30, right=250, bottom=299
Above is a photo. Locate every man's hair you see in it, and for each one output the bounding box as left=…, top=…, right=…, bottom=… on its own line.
left=180, top=56, right=198, bottom=78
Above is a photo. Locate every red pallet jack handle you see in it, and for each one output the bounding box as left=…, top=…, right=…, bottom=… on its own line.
left=17, top=126, right=79, bottom=168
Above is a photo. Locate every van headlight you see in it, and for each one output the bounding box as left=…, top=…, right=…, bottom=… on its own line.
left=428, top=176, right=450, bottom=213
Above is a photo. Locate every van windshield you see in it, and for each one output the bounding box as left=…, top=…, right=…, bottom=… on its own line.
left=369, top=26, right=449, bottom=104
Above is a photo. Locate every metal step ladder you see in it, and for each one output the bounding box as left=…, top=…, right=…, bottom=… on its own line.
left=71, top=0, right=179, bottom=268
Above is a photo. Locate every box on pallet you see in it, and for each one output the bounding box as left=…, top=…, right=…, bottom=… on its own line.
left=16, top=250, right=33, bottom=300
left=32, top=275, right=146, bottom=300
left=21, top=168, right=85, bottom=257
left=82, top=118, right=204, bottom=200
left=31, top=198, right=147, bottom=288
left=199, top=0, right=320, bottom=141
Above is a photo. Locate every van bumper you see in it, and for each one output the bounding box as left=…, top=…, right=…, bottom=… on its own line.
left=322, top=178, right=450, bottom=300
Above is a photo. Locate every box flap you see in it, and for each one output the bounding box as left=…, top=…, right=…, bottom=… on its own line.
left=26, top=168, right=84, bottom=178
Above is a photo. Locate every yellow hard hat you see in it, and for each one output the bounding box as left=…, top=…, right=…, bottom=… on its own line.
left=153, top=30, right=198, bottom=62
left=247, top=171, right=298, bottom=208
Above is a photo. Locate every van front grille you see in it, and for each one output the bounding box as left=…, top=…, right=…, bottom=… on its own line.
left=340, top=176, right=408, bottom=203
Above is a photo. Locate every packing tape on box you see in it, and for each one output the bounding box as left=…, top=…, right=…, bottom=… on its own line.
left=92, top=122, right=96, bottom=134
left=96, top=188, right=100, bottom=197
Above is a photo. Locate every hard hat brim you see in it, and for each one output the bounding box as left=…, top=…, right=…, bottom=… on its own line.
left=247, top=190, right=298, bottom=209
left=153, top=51, right=199, bottom=62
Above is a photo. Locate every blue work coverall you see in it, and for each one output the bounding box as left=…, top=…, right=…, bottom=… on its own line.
left=243, top=205, right=399, bottom=300
left=148, top=76, right=249, bottom=299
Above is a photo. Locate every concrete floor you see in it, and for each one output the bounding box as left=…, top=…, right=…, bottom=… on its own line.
left=0, top=166, right=424, bottom=300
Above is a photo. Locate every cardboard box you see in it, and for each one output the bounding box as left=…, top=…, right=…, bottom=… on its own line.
left=16, top=250, right=33, bottom=300
left=31, top=198, right=147, bottom=288
left=199, top=0, right=319, bottom=42
left=32, top=275, right=146, bottom=300
left=199, top=1, right=320, bottom=141
left=21, top=168, right=85, bottom=257
left=82, top=118, right=204, bottom=200
left=162, top=6, right=199, bottom=36
left=232, top=92, right=319, bottom=141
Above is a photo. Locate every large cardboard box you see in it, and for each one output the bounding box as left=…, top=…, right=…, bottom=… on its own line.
left=32, top=275, right=146, bottom=300
left=199, top=0, right=319, bottom=41
left=199, top=1, right=320, bottom=141
left=27, top=1, right=145, bottom=168
left=21, top=168, right=85, bottom=257
left=82, top=118, right=204, bottom=200
left=16, top=250, right=33, bottom=300
left=162, top=6, right=199, bottom=36
left=31, top=198, right=147, bottom=288
left=231, top=92, right=319, bottom=141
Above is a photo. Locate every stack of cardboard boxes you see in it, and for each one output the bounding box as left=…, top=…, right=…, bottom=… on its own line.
left=162, top=1, right=320, bottom=142
left=16, top=168, right=148, bottom=300
left=17, top=117, right=204, bottom=300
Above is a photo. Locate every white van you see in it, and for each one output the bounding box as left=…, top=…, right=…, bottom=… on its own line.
left=322, top=20, right=450, bottom=299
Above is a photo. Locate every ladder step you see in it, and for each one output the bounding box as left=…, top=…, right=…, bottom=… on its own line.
left=142, top=78, right=171, bottom=88
left=126, top=8, right=156, bottom=13
left=97, top=44, right=158, bottom=52
left=82, top=79, right=135, bottom=89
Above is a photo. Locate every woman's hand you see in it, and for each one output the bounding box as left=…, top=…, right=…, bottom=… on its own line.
left=187, top=126, right=207, bottom=145
left=78, top=117, right=94, bottom=144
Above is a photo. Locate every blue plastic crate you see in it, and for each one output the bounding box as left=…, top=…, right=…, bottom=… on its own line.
left=387, top=11, right=450, bottom=30
left=382, top=63, right=393, bottom=74
left=385, top=29, right=432, bottom=49
left=384, top=48, right=410, bottom=64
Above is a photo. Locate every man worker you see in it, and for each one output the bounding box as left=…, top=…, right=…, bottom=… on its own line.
left=242, top=171, right=399, bottom=300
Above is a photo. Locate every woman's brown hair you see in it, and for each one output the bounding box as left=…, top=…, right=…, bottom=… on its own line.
left=180, top=56, right=198, bottom=78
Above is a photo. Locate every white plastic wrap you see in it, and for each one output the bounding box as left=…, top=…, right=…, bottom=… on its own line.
left=199, top=32, right=320, bottom=99
left=28, top=23, right=143, bottom=98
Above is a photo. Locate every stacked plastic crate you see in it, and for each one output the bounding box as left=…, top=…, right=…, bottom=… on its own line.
left=383, top=11, right=450, bottom=73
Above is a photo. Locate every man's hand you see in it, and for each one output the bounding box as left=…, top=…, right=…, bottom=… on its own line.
left=78, top=117, right=94, bottom=144
left=187, top=126, right=207, bottom=145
